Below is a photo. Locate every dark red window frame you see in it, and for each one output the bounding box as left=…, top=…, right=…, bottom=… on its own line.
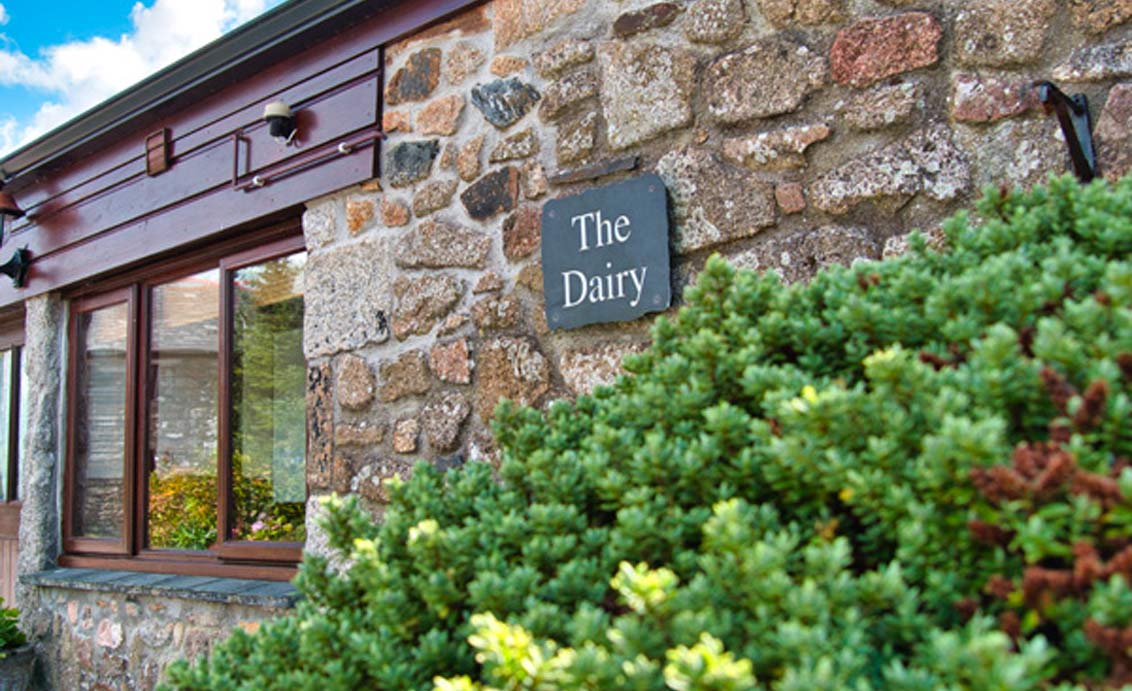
left=60, top=219, right=305, bottom=580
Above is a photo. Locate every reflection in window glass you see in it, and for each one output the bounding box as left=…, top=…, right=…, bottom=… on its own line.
left=16, top=350, right=27, bottom=499
left=0, top=350, right=10, bottom=499
left=73, top=303, right=128, bottom=540
left=230, top=251, right=306, bottom=542
left=147, top=270, right=220, bottom=550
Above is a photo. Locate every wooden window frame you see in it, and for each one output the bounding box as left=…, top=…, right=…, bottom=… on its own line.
left=213, top=235, right=306, bottom=565
left=62, top=286, right=137, bottom=558
left=3, top=346, right=19, bottom=505
left=60, top=220, right=305, bottom=581
left=0, top=311, right=26, bottom=546
left=0, top=312, right=25, bottom=505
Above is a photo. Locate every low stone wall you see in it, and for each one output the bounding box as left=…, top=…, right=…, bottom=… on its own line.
left=23, top=573, right=295, bottom=691
left=300, top=0, right=1132, bottom=533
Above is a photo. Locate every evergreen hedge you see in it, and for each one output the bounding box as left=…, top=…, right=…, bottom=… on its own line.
left=164, top=176, right=1132, bottom=689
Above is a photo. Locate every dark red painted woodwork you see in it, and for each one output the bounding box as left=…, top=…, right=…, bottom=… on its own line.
left=8, top=63, right=379, bottom=252
left=9, top=47, right=381, bottom=220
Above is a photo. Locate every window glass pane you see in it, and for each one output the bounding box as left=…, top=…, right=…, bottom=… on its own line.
left=146, top=269, right=221, bottom=550
left=73, top=303, right=128, bottom=539
left=230, top=252, right=306, bottom=543
left=0, top=349, right=10, bottom=499
left=17, top=349, right=27, bottom=499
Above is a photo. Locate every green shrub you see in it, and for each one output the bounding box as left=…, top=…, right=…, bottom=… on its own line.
left=163, top=175, right=1132, bottom=689
left=0, top=598, right=26, bottom=658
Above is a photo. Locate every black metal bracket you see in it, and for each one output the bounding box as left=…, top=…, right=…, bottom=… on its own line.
left=0, top=247, right=31, bottom=288
left=1035, top=81, right=1097, bottom=183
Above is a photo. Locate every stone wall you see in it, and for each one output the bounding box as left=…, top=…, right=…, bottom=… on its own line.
left=17, top=294, right=62, bottom=599
left=26, top=578, right=293, bottom=690
left=300, top=0, right=1132, bottom=528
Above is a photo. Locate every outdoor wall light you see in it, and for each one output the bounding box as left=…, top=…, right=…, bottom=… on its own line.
left=0, top=183, right=30, bottom=287
left=0, top=183, right=24, bottom=220
left=1035, top=81, right=1097, bottom=183
left=263, top=100, right=298, bottom=145
left=0, top=248, right=31, bottom=288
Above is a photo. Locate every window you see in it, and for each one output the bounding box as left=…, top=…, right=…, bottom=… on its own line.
left=0, top=317, right=27, bottom=504
left=0, top=312, right=25, bottom=607
left=62, top=225, right=307, bottom=578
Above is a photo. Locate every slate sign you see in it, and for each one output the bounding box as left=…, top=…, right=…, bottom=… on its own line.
left=541, top=174, right=671, bottom=330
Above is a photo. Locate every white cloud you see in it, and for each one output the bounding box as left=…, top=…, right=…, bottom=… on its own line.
left=0, top=5, right=9, bottom=26
left=0, top=115, right=18, bottom=155
left=0, top=0, right=279, bottom=156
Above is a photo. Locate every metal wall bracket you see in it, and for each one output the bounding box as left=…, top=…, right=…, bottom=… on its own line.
left=231, top=127, right=386, bottom=191
left=1036, top=81, right=1097, bottom=183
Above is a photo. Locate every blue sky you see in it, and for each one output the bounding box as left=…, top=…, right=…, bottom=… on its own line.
left=0, top=0, right=286, bottom=156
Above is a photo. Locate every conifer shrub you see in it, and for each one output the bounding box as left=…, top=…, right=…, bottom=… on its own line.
left=163, top=175, right=1132, bottom=689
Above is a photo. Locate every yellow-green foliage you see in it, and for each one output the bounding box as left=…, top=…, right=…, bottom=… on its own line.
left=148, top=472, right=218, bottom=550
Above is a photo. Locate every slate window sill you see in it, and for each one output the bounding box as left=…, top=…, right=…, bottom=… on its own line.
left=21, top=568, right=300, bottom=608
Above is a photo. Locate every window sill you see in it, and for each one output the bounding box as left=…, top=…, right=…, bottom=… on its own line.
left=21, top=568, right=300, bottom=608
